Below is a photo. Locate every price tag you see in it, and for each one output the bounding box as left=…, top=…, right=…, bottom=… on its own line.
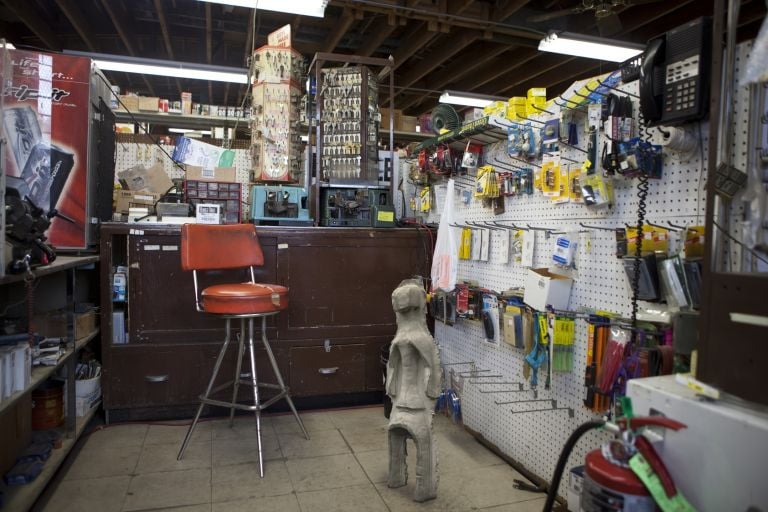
left=628, top=454, right=695, bottom=512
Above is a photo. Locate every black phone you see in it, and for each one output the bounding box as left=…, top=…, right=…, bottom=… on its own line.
left=640, top=17, right=712, bottom=126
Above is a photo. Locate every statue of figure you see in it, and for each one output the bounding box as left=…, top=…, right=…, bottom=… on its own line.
left=386, top=279, right=441, bottom=502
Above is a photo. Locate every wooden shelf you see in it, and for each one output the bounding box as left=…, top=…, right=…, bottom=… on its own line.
left=0, top=404, right=100, bottom=511
left=0, top=255, right=99, bottom=286
left=115, top=110, right=247, bottom=130
left=0, top=328, right=100, bottom=417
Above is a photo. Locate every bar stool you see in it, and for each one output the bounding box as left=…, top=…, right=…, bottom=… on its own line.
left=176, top=224, right=308, bottom=477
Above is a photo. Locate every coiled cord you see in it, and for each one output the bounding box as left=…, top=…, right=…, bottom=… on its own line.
left=631, top=103, right=650, bottom=343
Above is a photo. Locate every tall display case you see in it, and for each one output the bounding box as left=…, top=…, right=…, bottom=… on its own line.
left=307, top=53, right=395, bottom=224
left=250, top=25, right=304, bottom=183
left=319, top=66, right=379, bottom=183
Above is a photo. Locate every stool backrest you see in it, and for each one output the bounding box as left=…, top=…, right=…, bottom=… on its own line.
left=181, top=224, right=264, bottom=271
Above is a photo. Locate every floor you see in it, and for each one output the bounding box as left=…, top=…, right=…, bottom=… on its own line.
left=38, top=406, right=546, bottom=512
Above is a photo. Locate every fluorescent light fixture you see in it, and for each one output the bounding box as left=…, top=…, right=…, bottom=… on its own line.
left=538, top=32, right=644, bottom=63
left=3, top=42, right=15, bottom=50
left=65, top=51, right=248, bottom=84
left=197, top=0, right=328, bottom=17
left=169, top=128, right=212, bottom=135
left=439, top=90, right=506, bottom=108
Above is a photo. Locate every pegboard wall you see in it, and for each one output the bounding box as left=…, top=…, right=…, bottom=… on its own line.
left=410, top=43, right=754, bottom=498
left=114, top=139, right=252, bottom=220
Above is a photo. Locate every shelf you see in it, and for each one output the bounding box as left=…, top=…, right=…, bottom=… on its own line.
left=0, top=255, right=100, bottom=286
left=0, top=328, right=100, bottom=417
left=0, top=404, right=100, bottom=512
left=413, top=115, right=510, bottom=151
left=390, top=130, right=433, bottom=142
left=115, top=110, right=247, bottom=130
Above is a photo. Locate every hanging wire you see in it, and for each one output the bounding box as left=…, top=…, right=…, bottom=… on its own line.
left=712, top=221, right=768, bottom=265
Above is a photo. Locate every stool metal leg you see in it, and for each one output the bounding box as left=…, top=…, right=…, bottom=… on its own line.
left=260, top=316, right=309, bottom=440
left=228, top=318, right=246, bottom=427
left=179, top=318, right=232, bottom=460
left=247, top=317, right=265, bottom=478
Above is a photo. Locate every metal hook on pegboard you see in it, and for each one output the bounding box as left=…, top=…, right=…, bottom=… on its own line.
left=498, top=398, right=556, bottom=408
left=509, top=406, right=575, bottom=418
left=474, top=382, right=524, bottom=390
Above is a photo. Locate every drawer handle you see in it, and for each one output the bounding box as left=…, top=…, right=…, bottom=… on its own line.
left=318, top=367, right=339, bottom=375
left=145, top=374, right=169, bottom=383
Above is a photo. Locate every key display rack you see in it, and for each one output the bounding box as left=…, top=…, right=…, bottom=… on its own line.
left=250, top=43, right=305, bottom=183
left=307, top=53, right=395, bottom=222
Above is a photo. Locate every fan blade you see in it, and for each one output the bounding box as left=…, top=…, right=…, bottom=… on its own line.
left=597, top=13, right=623, bottom=36
left=527, top=7, right=584, bottom=23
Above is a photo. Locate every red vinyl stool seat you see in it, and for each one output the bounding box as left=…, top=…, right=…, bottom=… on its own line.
left=201, top=283, right=289, bottom=314
left=177, top=224, right=308, bottom=478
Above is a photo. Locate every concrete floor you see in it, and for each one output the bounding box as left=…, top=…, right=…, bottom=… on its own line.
left=39, top=406, right=546, bottom=512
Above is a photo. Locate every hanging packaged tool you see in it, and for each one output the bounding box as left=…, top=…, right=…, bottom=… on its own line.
left=474, top=165, right=499, bottom=198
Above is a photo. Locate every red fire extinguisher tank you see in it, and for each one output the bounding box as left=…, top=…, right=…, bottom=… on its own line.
left=582, top=449, right=657, bottom=511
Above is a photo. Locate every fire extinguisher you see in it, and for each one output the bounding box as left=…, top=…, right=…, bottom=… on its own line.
left=543, top=416, right=688, bottom=512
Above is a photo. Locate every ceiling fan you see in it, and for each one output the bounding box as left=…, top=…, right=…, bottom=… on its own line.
left=527, top=0, right=665, bottom=35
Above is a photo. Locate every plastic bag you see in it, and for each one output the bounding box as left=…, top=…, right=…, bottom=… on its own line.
left=741, top=1, right=768, bottom=85
left=430, top=179, right=458, bottom=292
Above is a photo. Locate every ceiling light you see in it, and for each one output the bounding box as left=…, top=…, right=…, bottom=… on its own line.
left=65, top=51, right=248, bottom=84
left=538, top=32, right=644, bottom=63
left=439, top=90, right=506, bottom=108
left=169, top=128, right=212, bottom=135
left=197, top=0, right=328, bottom=17
left=3, top=42, right=15, bottom=50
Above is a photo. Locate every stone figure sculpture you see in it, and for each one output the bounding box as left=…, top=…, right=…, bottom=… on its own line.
left=386, top=279, right=442, bottom=502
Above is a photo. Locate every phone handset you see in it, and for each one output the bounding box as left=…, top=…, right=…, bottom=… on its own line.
left=639, top=38, right=665, bottom=123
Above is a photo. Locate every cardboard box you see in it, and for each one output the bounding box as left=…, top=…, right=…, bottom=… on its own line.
left=138, top=96, right=159, bottom=111
left=114, top=190, right=160, bottom=214
left=118, top=163, right=173, bottom=195
left=117, top=95, right=139, bottom=112
left=400, top=115, right=418, bottom=132
left=523, top=268, right=573, bottom=311
left=181, top=92, right=192, bottom=115
left=32, top=309, right=98, bottom=340
left=380, top=108, right=403, bottom=131
left=184, top=165, right=236, bottom=182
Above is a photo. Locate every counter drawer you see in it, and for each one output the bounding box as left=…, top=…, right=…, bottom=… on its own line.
left=289, top=344, right=365, bottom=396
left=105, top=347, right=206, bottom=408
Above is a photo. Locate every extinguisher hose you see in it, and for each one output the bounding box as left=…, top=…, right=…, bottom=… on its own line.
left=544, top=420, right=605, bottom=512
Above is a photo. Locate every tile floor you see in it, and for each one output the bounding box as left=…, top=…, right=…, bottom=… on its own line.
left=38, top=406, right=546, bottom=512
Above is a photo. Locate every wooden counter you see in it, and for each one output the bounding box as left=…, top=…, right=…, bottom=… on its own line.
left=99, top=223, right=431, bottom=421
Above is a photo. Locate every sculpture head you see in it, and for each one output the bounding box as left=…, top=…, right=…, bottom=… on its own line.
left=392, top=279, right=426, bottom=314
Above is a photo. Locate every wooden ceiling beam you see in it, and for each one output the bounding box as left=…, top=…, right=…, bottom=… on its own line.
left=206, top=2, right=213, bottom=103
left=398, top=30, right=479, bottom=89
left=98, top=0, right=155, bottom=96
left=357, top=16, right=398, bottom=57
left=3, top=0, right=61, bottom=50
left=54, top=0, right=97, bottom=51
left=152, top=0, right=183, bottom=96
left=397, top=44, right=512, bottom=111
left=330, top=0, right=541, bottom=40
left=322, top=9, right=356, bottom=52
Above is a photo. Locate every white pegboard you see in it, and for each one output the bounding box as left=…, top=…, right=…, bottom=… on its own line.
left=114, top=139, right=252, bottom=220
left=418, top=42, right=756, bottom=497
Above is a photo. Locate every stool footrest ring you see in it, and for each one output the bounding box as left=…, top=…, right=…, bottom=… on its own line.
left=200, top=390, right=288, bottom=411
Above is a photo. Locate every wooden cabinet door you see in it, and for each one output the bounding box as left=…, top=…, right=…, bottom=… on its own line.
left=276, top=230, right=426, bottom=340
left=127, top=233, right=278, bottom=344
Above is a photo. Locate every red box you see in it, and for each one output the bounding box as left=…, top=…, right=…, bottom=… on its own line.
left=3, top=50, right=93, bottom=249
